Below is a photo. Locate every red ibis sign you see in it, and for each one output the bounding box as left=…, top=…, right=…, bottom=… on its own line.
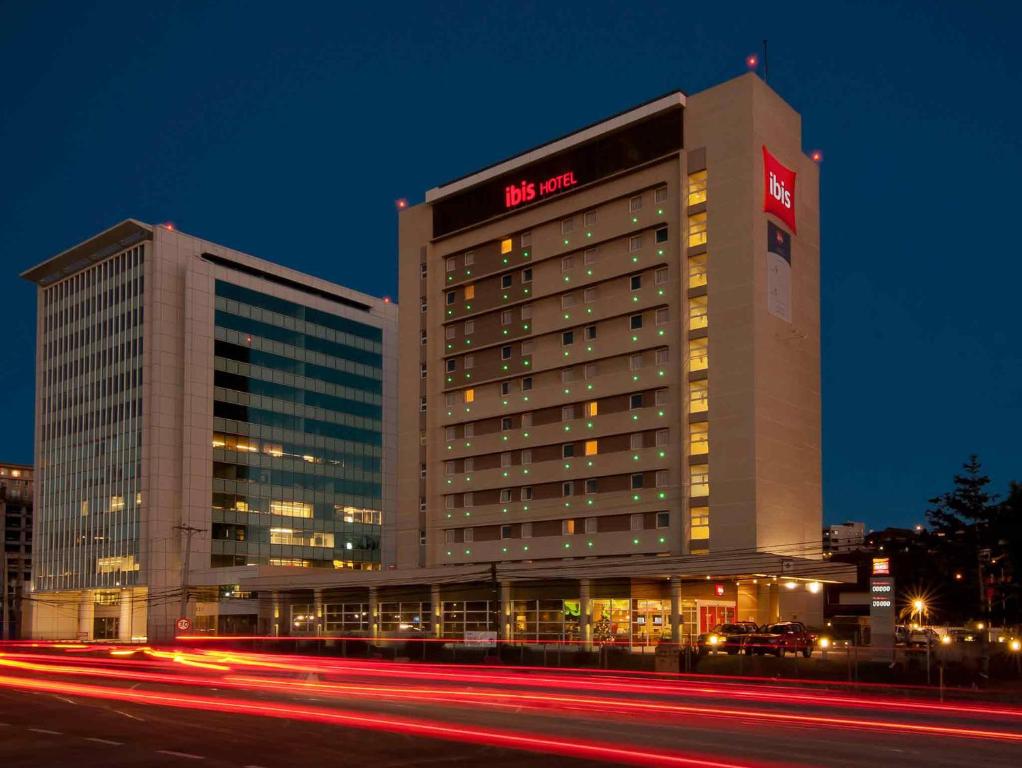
left=762, top=146, right=797, bottom=234
left=504, top=171, right=578, bottom=209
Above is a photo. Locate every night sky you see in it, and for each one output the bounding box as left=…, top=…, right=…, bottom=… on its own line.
left=1, top=1, right=1019, bottom=531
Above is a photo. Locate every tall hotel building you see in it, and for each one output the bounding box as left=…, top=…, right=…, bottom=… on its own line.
left=22, top=222, right=396, bottom=641
left=390, top=72, right=847, bottom=641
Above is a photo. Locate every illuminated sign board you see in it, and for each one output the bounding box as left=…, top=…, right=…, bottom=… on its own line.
left=504, top=171, right=578, bottom=209
left=762, top=146, right=797, bottom=234
left=872, top=557, right=890, bottom=576
left=432, top=107, right=683, bottom=238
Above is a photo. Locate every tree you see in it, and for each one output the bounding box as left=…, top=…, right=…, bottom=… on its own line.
left=992, top=482, right=1022, bottom=623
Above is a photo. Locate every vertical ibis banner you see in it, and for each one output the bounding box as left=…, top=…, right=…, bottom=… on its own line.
left=766, top=221, right=792, bottom=322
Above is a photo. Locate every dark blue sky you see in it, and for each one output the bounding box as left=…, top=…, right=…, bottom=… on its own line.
left=1, top=1, right=1019, bottom=530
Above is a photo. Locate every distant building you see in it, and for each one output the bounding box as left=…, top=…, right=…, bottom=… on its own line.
left=1, top=463, right=33, bottom=639
left=823, top=522, right=865, bottom=553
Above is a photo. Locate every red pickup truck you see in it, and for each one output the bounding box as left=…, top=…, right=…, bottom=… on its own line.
left=744, top=621, right=816, bottom=657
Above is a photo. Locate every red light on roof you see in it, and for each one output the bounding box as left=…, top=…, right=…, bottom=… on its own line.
left=746, top=54, right=759, bottom=69
left=395, top=199, right=408, bottom=210
left=162, top=222, right=175, bottom=231
left=810, top=150, right=823, bottom=163
left=383, top=296, right=391, bottom=304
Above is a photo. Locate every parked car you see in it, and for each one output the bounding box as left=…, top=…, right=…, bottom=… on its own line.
left=907, top=627, right=939, bottom=648
left=745, top=621, right=815, bottom=657
left=696, top=622, right=759, bottom=655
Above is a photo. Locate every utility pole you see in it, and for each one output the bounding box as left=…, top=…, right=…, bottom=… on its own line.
left=174, top=524, right=205, bottom=623
left=1, top=551, right=9, bottom=641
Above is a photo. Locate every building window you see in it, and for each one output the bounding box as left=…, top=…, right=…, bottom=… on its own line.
left=463, top=492, right=474, bottom=508
left=501, top=238, right=513, bottom=254
left=420, top=364, right=427, bottom=379
left=522, top=520, right=533, bottom=536
left=419, top=397, right=427, bottom=413
left=631, top=433, right=643, bottom=450
left=420, top=299, right=427, bottom=312
left=656, top=308, right=669, bottom=325
left=656, top=428, right=668, bottom=447
left=655, top=227, right=668, bottom=244
left=655, top=267, right=668, bottom=285
left=584, top=439, right=598, bottom=456
left=631, top=473, right=644, bottom=490
left=629, top=235, right=642, bottom=252
left=688, top=212, right=707, bottom=248
left=562, top=330, right=574, bottom=346
left=502, top=274, right=513, bottom=289
left=501, top=524, right=513, bottom=539
left=630, top=393, right=643, bottom=409
left=629, top=353, right=643, bottom=370
left=521, top=304, right=533, bottom=320
left=583, top=248, right=597, bottom=265
left=445, top=461, right=455, bottom=476
left=464, top=320, right=475, bottom=335
left=464, top=354, right=474, bottom=370
left=522, top=268, right=533, bottom=283
left=501, top=416, right=512, bottom=431
left=562, top=443, right=575, bottom=458
left=561, top=367, right=577, bottom=383
left=501, top=452, right=512, bottom=467
left=561, top=405, right=575, bottom=421
left=585, top=517, right=598, bottom=533
left=655, top=348, right=669, bottom=365
left=464, top=251, right=475, bottom=266
left=464, top=457, right=474, bottom=472
left=420, top=463, right=427, bottom=478
left=446, top=326, right=456, bottom=340
left=584, top=210, right=597, bottom=227
left=690, top=464, right=710, bottom=497
left=421, top=263, right=428, bottom=278
left=521, top=487, right=533, bottom=502
left=464, top=423, right=474, bottom=437
left=584, top=363, right=597, bottom=380
left=561, top=255, right=576, bottom=272
left=501, top=309, right=512, bottom=325
left=691, top=507, right=710, bottom=542
left=521, top=376, right=533, bottom=391
left=563, top=519, right=576, bottom=535
left=521, top=340, right=534, bottom=355
left=446, top=258, right=456, bottom=273
left=561, top=217, right=575, bottom=235
left=521, top=231, right=532, bottom=247
left=500, top=488, right=512, bottom=503
left=446, top=359, right=457, bottom=373
left=521, top=449, right=532, bottom=464
left=655, top=186, right=669, bottom=204
left=584, top=400, right=598, bottom=417
left=445, top=427, right=456, bottom=441
left=464, top=284, right=476, bottom=300
left=464, top=528, right=474, bottom=544
left=561, top=293, right=577, bottom=309
left=656, top=511, right=670, bottom=529
left=562, top=481, right=574, bottom=497
left=690, top=422, right=709, bottom=455
left=689, top=296, right=708, bottom=330
left=689, top=253, right=707, bottom=288
left=420, top=331, right=427, bottom=345
left=630, top=274, right=642, bottom=291
left=687, top=170, right=708, bottom=207
left=689, top=379, right=708, bottom=413
left=501, top=345, right=512, bottom=360
left=583, top=287, right=596, bottom=303
left=630, top=513, right=643, bottom=532
left=655, top=389, right=667, bottom=406
left=630, top=314, right=643, bottom=330
left=585, top=479, right=598, bottom=495
left=464, top=388, right=475, bottom=403
left=584, top=325, right=597, bottom=340
left=688, top=337, right=708, bottom=371
left=656, top=470, right=668, bottom=488
left=629, top=195, right=642, bottom=212
left=500, top=381, right=511, bottom=396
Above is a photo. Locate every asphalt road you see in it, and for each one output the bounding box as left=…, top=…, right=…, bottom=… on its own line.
left=0, top=643, right=1020, bottom=767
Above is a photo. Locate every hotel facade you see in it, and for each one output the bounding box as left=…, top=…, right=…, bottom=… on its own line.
left=238, top=73, right=849, bottom=649
left=22, top=222, right=397, bottom=641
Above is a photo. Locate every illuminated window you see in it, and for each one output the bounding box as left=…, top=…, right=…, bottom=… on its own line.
left=269, top=558, right=311, bottom=568
left=464, top=284, right=475, bottom=300
left=688, top=253, right=707, bottom=288
left=688, top=337, right=708, bottom=371
left=688, top=212, right=707, bottom=248
left=96, top=555, right=140, bottom=574
left=687, top=170, right=708, bottom=207
left=501, top=238, right=513, bottom=254
left=464, top=388, right=475, bottom=403
left=689, top=379, right=709, bottom=413
left=690, top=507, right=710, bottom=542
left=585, top=401, right=598, bottom=417
left=689, top=295, right=708, bottom=329
left=270, top=529, right=335, bottom=548
left=80, top=500, right=89, bottom=517
left=563, top=519, right=576, bottom=534
left=110, top=496, right=125, bottom=512
left=690, top=465, right=710, bottom=497
left=689, top=422, right=709, bottom=455
left=270, top=500, right=314, bottom=518
left=585, top=439, right=598, bottom=456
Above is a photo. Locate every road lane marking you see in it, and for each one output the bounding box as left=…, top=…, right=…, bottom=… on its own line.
left=28, top=728, right=62, bottom=735
left=157, top=750, right=206, bottom=760
left=115, top=709, right=145, bottom=721
left=85, top=737, right=123, bottom=746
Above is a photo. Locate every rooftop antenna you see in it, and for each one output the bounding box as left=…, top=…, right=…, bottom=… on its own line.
left=763, top=39, right=769, bottom=82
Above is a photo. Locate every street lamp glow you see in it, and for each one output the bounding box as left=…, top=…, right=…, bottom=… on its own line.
left=912, top=599, right=925, bottom=613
